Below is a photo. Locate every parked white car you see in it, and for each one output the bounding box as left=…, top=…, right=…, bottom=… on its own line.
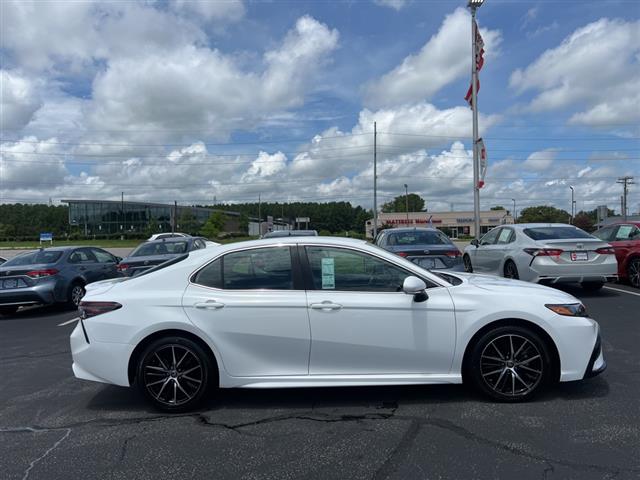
left=147, top=232, right=191, bottom=241
left=463, top=223, right=617, bottom=291
left=71, top=237, right=605, bottom=412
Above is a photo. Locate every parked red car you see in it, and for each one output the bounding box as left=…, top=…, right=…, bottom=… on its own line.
left=593, top=222, right=640, bottom=288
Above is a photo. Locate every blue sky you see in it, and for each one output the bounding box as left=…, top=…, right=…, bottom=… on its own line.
left=1, top=0, right=638, bottom=215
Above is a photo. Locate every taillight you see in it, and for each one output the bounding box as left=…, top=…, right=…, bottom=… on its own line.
left=445, top=250, right=461, bottom=258
left=595, top=247, right=615, bottom=255
left=523, top=248, right=564, bottom=257
left=116, top=263, right=130, bottom=272
left=26, top=268, right=59, bottom=278
left=79, top=301, right=122, bottom=319
left=397, top=252, right=408, bottom=257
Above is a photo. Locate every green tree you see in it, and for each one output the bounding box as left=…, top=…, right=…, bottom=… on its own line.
left=381, top=194, right=426, bottom=213
left=518, top=205, right=571, bottom=224
left=145, top=217, right=160, bottom=237
left=573, top=212, right=595, bottom=232
left=491, top=205, right=505, bottom=211
left=178, top=210, right=200, bottom=235
left=238, top=213, right=249, bottom=234
left=201, top=212, right=226, bottom=239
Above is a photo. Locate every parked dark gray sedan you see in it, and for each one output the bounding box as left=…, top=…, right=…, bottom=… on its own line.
left=0, top=247, right=121, bottom=315
left=375, top=227, right=464, bottom=271
left=117, top=237, right=209, bottom=277
left=0, top=256, right=6, bottom=265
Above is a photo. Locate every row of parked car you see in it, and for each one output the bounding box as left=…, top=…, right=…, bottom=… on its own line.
left=0, top=234, right=217, bottom=315
left=1, top=221, right=638, bottom=316
left=374, top=221, right=640, bottom=291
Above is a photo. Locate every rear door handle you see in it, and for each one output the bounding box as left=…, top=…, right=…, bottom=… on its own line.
left=194, top=301, right=225, bottom=310
left=310, top=301, right=343, bottom=311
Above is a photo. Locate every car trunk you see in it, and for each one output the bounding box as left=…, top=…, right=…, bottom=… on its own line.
left=119, top=255, right=180, bottom=276
left=0, top=263, right=55, bottom=289
left=535, top=238, right=612, bottom=265
left=386, top=245, right=461, bottom=269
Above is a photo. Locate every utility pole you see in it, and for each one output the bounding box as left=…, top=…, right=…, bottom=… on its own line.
left=617, top=176, right=634, bottom=221
left=511, top=198, right=516, bottom=223
left=173, top=200, right=177, bottom=233
left=258, top=194, right=262, bottom=235
left=121, top=192, right=125, bottom=233
left=404, top=184, right=409, bottom=223
left=569, top=186, right=575, bottom=224
left=469, top=0, right=484, bottom=240
left=373, top=121, right=378, bottom=239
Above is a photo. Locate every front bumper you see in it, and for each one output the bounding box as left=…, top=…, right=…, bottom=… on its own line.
left=584, top=334, right=606, bottom=379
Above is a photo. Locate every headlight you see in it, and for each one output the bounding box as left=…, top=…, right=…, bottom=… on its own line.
left=545, top=303, right=588, bottom=317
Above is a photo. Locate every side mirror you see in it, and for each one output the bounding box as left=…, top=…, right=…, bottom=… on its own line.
left=403, top=276, right=428, bottom=302
left=471, top=239, right=479, bottom=247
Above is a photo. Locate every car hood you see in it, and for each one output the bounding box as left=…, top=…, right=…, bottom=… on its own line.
left=447, top=272, right=580, bottom=303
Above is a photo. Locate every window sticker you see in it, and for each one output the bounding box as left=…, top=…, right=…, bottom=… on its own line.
left=321, top=257, right=335, bottom=289
left=498, top=229, right=511, bottom=243
left=616, top=225, right=633, bottom=240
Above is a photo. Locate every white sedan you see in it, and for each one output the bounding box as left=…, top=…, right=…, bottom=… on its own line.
left=70, top=237, right=605, bottom=412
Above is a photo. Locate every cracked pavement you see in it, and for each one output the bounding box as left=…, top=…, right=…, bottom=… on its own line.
left=1, top=284, right=638, bottom=479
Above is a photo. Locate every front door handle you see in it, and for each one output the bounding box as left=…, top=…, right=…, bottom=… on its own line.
left=310, top=301, right=343, bottom=311
left=194, top=301, right=225, bottom=310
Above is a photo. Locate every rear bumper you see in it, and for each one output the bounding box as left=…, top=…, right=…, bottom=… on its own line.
left=0, top=283, right=57, bottom=306
left=536, top=274, right=618, bottom=285
left=531, top=257, right=618, bottom=284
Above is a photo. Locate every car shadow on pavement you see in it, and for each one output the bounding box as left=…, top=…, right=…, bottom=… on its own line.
left=0, top=303, right=76, bottom=321
left=84, top=378, right=609, bottom=415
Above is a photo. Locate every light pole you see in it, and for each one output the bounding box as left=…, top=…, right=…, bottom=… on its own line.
left=511, top=198, right=516, bottom=223
left=469, top=0, right=484, bottom=240
left=569, top=186, right=575, bottom=224
left=404, top=184, right=409, bottom=223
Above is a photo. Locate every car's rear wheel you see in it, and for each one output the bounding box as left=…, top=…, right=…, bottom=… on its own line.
left=581, top=281, right=604, bottom=292
left=503, top=260, right=519, bottom=279
left=627, top=258, right=640, bottom=288
left=0, top=306, right=19, bottom=316
left=137, top=336, right=213, bottom=412
left=463, top=254, right=473, bottom=273
left=67, top=281, right=85, bottom=308
left=468, top=325, right=551, bottom=402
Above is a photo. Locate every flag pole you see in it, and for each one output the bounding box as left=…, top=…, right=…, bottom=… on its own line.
left=471, top=4, right=481, bottom=241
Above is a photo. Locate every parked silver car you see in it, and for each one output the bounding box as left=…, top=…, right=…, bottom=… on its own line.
left=463, top=223, right=617, bottom=291
left=0, top=246, right=122, bottom=315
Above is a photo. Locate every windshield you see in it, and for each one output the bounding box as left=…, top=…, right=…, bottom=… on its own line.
left=523, top=227, right=593, bottom=241
left=2, top=250, right=63, bottom=266
left=130, top=241, right=189, bottom=257
left=387, top=231, right=451, bottom=246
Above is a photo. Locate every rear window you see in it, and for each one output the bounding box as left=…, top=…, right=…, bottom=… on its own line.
left=523, top=227, right=593, bottom=241
left=131, top=241, right=189, bottom=257
left=3, top=250, right=63, bottom=266
left=387, top=231, right=451, bottom=246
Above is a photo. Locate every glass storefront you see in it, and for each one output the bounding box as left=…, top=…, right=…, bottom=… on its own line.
left=65, top=200, right=230, bottom=235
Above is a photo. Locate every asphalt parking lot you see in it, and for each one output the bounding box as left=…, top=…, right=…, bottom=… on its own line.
left=1, top=283, right=639, bottom=480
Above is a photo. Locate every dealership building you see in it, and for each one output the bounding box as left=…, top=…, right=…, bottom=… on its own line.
left=365, top=209, right=513, bottom=239
left=62, top=199, right=291, bottom=236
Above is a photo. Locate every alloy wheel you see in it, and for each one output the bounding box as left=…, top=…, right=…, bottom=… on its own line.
left=142, top=344, right=204, bottom=407
left=463, top=255, right=473, bottom=273
left=504, top=261, right=519, bottom=279
left=480, top=334, right=543, bottom=397
left=71, top=285, right=85, bottom=306
left=629, top=258, right=640, bottom=288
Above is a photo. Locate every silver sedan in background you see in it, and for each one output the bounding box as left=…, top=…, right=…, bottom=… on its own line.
left=463, top=223, right=617, bottom=291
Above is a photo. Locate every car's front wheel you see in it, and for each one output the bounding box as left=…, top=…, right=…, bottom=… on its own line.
left=137, top=336, right=214, bottom=412
left=468, top=325, right=551, bottom=402
left=627, top=258, right=640, bottom=288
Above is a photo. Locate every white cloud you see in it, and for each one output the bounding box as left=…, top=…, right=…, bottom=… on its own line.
left=365, top=8, right=501, bottom=108
left=510, top=18, right=640, bottom=127
left=0, top=137, right=68, bottom=187
left=87, top=16, right=338, bottom=140
left=373, top=0, right=408, bottom=11
left=522, top=149, right=558, bottom=172
left=170, top=0, right=245, bottom=22
left=0, top=70, right=43, bottom=130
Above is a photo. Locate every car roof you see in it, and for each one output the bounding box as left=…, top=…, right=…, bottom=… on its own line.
left=381, top=227, right=443, bottom=233
left=511, top=223, right=575, bottom=229
left=143, top=237, right=193, bottom=244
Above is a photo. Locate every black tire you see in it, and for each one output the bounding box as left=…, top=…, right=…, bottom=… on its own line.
left=137, top=336, right=215, bottom=413
left=503, top=260, right=519, bottom=279
left=627, top=258, right=640, bottom=289
left=0, top=306, right=19, bottom=316
left=463, top=254, right=473, bottom=273
left=467, top=325, right=551, bottom=402
left=581, top=281, right=604, bottom=292
left=67, top=281, right=85, bottom=308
